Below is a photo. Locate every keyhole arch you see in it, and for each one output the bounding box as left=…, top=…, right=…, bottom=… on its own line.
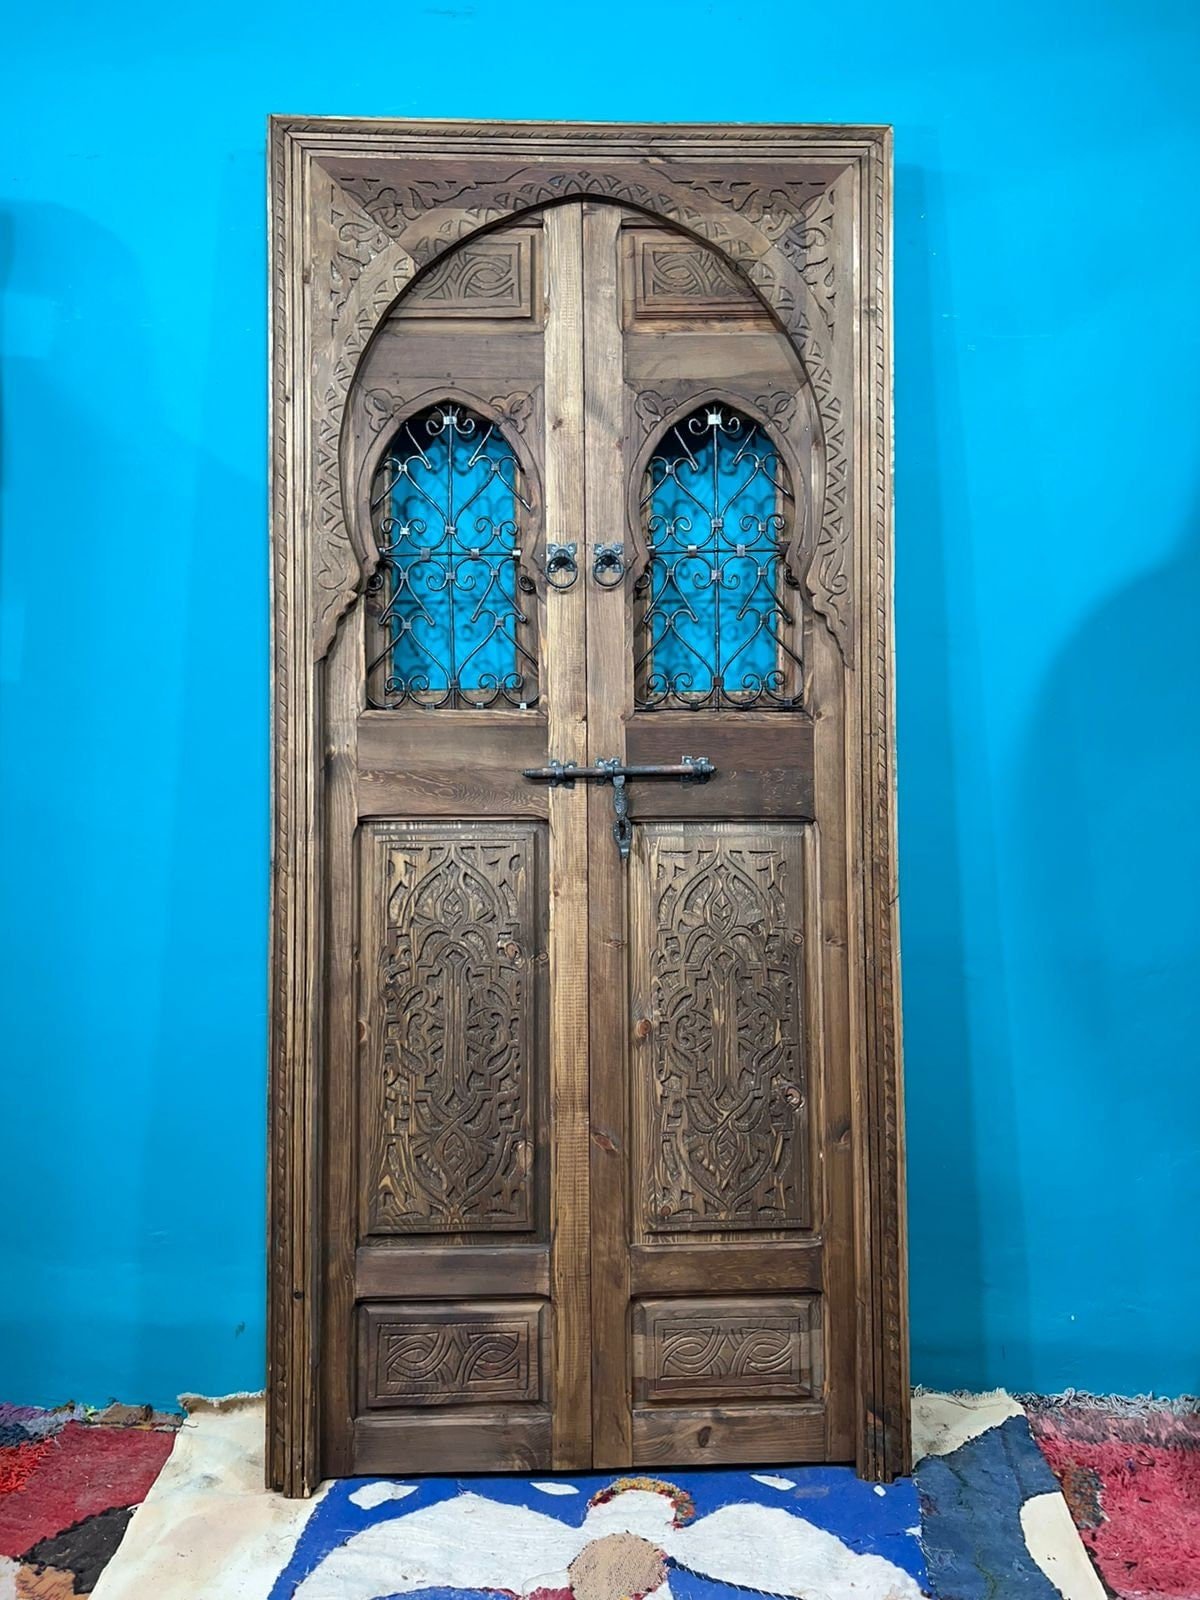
left=629, top=395, right=817, bottom=711
left=363, top=396, right=542, bottom=710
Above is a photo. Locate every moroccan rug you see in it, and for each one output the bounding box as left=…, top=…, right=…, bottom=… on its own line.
left=0, top=1402, right=181, bottom=1597
left=269, top=1466, right=928, bottom=1600
left=1, top=1392, right=1108, bottom=1599
left=1026, top=1394, right=1200, bottom=1600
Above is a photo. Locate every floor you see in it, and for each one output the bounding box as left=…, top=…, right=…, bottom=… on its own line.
left=1, top=1392, right=1116, bottom=1600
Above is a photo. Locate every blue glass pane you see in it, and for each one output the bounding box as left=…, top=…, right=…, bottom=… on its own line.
left=637, top=405, right=800, bottom=710
left=368, top=405, right=536, bottom=709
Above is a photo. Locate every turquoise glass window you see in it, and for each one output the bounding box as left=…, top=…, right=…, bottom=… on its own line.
left=367, top=404, right=537, bottom=709
left=635, top=404, right=801, bottom=710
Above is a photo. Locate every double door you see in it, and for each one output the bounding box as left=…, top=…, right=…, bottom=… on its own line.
left=318, top=199, right=858, bottom=1476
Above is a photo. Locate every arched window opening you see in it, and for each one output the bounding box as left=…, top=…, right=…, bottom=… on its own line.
left=366, top=404, right=538, bottom=710
left=635, top=403, right=802, bottom=711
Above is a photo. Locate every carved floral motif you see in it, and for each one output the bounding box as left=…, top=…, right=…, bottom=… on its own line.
left=640, top=835, right=809, bottom=1232
left=368, top=832, right=536, bottom=1234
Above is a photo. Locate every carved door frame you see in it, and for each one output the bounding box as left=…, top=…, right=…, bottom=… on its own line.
left=268, top=118, right=906, bottom=1494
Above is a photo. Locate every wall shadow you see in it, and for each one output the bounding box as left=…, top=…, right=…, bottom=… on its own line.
left=1013, top=508, right=1200, bottom=1392
left=895, top=148, right=1029, bottom=1387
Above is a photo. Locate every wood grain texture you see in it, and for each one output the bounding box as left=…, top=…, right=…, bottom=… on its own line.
left=582, top=203, right=634, bottom=1469
left=318, top=609, right=364, bottom=1477
left=629, top=1242, right=823, bottom=1296
left=354, top=1412, right=551, bottom=1474
left=631, top=1405, right=827, bottom=1466
left=269, top=120, right=904, bottom=1492
left=542, top=204, right=593, bottom=1469
left=355, top=1244, right=550, bottom=1299
left=624, top=715, right=815, bottom=819
left=356, top=714, right=550, bottom=819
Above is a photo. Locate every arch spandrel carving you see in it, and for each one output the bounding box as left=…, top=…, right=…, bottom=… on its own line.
left=310, top=158, right=855, bottom=661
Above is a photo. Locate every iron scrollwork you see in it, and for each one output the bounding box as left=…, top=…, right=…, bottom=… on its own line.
left=635, top=404, right=804, bottom=711
left=367, top=404, right=539, bottom=710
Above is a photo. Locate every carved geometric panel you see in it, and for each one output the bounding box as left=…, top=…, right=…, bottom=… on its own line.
left=361, top=1301, right=545, bottom=1409
left=361, top=822, right=544, bottom=1235
left=623, top=227, right=762, bottom=321
left=633, top=1297, right=821, bottom=1402
left=632, top=824, right=811, bottom=1234
left=401, top=230, right=539, bottom=319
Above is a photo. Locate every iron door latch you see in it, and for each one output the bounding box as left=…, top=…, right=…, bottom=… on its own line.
left=522, top=755, right=715, bottom=860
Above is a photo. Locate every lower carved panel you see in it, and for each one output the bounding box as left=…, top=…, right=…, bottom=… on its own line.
left=633, top=1296, right=821, bottom=1403
left=360, top=1301, right=545, bottom=1409
left=360, top=822, right=545, bottom=1235
left=631, top=824, right=811, bottom=1234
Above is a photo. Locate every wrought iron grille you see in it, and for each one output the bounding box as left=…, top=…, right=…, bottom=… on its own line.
left=366, top=404, right=538, bottom=710
left=634, top=404, right=802, bottom=711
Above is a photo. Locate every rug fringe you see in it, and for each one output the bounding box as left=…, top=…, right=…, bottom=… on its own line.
left=1018, top=1389, right=1200, bottom=1416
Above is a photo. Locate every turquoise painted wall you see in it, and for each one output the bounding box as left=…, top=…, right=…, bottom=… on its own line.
left=2, top=1, right=1197, bottom=1410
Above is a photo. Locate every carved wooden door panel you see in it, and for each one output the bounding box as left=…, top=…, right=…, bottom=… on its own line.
left=580, top=206, right=854, bottom=1466
left=320, top=208, right=593, bottom=1476
left=270, top=122, right=905, bottom=1496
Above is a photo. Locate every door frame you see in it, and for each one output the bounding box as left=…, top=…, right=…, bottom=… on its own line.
left=267, top=117, right=906, bottom=1495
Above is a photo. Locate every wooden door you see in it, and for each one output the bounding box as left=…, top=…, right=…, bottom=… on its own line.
left=269, top=121, right=906, bottom=1496
left=319, top=208, right=593, bottom=1477
left=582, top=205, right=854, bottom=1466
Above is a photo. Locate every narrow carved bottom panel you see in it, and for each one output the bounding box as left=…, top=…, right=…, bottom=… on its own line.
left=360, top=1301, right=546, bottom=1410
left=633, top=1296, right=822, bottom=1404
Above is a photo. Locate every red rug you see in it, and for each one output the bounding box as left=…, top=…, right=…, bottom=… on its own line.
left=1027, top=1395, right=1200, bottom=1600
left=0, top=1403, right=180, bottom=1596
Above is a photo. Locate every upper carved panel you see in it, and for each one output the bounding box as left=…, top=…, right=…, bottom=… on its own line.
left=633, top=826, right=811, bottom=1235
left=363, top=824, right=543, bottom=1235
left=399, top=230, right=541, bottom=321
left=622, top=228, right=762, bottom=323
